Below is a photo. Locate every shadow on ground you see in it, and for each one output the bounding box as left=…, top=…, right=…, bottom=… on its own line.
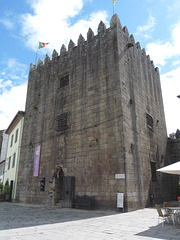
left=0, top=202, right=119, bottom=230
left=136, top=222, right=180, bottom=240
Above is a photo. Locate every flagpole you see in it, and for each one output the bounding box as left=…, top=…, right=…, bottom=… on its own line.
left=113, top=0, right=116, bottom=15
left=35, top=41, right=39, bottom=65
left=35, top=50, right=38, bottom=65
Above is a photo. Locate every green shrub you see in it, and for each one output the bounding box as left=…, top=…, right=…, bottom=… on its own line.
left=3, top=185, right=10, bottom=196
left=0, top=184, right=10, bottom=201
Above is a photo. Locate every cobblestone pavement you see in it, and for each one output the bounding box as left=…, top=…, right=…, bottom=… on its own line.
left=0, top=202, right=180, bottom=240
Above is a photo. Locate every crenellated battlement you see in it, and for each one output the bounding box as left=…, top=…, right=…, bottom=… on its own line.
left=30, top=14, right=158, bottom=75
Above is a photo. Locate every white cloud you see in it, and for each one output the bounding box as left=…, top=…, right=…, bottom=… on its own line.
left=161, top=67, right=180, bottom=134
left=146, top=41, right=173, bottom=66
left=0, top=84, right=27, bottom=130
left=135, top=14, right=156, bottom=39
left=172, top=22, right=180, bottom=52
left=0, top=0, right=109, bottom=130
left=20, top=0, right=108, bottom=52
left=167, top=0, right=180, bottom=18
left=5, top=58, right=27, bottom=71
left=0, top=58, right=28, bottom=87
left=0, top=79, right=12, bottom=90
left=145, top=19, right=180, bottom=134
left=146, top=21, right=180, bottom=66
left=66, top=11, right=108, bottom=44
left=172, top=60, right=180, bottom=66
left=0, top=58, right=28, bottom=129
left=0, top=18, right=14, bottom=30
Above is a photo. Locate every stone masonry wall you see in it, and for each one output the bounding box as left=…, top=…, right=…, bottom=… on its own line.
left=160, top=132, right=180, bottom=201
left=16, top=14, right=168, bottom=211
left=109, top=15, right=167, bottom=210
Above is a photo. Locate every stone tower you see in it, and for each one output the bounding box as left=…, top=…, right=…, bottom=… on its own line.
left=16, top=14, right=167, bottom=211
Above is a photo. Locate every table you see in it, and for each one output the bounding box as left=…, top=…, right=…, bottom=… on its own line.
left=167, top=207, right=180, bottom=225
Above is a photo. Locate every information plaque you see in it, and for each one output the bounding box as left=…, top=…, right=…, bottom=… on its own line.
left=117, top=192, right=124, bottom=210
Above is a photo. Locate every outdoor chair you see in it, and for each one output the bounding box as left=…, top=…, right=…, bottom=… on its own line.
left=155, top=204, right=174, bottom=226
left=163, top=202, right=173, bottom=214
left=163, top=202, right=176, bottom=225
left=178, top=201, right=180, bottom=218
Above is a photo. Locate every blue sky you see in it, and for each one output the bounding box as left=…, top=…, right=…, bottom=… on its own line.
left=0, top=0, right=180, bottom=135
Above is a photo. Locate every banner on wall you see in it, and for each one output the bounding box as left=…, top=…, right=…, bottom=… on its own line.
left=33, top=145, right=41, bottom=177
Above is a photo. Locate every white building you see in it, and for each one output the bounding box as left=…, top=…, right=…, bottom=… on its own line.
left=3, top=111, right=25, bottom=201
left=0, top=130, right=8, bottom=184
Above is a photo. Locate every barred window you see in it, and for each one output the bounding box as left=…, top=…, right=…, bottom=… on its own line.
left=56, top=113, right=68, bottom=132
left=146, top=113, right=154, bottom=129
left=60, top=75, right=69, bottom=88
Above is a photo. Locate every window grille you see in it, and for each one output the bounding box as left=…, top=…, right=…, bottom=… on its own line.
left=56, top=113, right=68, bottom=132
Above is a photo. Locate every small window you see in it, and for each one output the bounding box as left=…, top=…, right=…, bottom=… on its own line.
left=15, top=129, right=19, bottom=143
left=150, top=162, right=157, bottom=181
left=12, top=153, right=16, bottom=168
left=8, top=156, right=11, bottom=170
left=56, top=112, right=68, bottom=132
left=10, top=134, right=14, bottom=147
left=146, top=113, right=154, bottom=129
left=60, top=75, right=69, bottom=88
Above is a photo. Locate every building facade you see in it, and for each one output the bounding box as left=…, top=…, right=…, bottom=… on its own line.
left=0, top=130, right=8, bottom=184
left=3, top=111, right=25, bottom=201
left=16, top=14, right=168, bottom=211
left=162, top=130, right=180, bottom=200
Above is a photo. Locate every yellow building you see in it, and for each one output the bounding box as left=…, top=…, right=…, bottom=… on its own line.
left=3, top=111, right=25, bottom=201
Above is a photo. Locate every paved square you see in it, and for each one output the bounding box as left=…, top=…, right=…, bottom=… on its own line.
left=0, top=202, right=180, bottom=239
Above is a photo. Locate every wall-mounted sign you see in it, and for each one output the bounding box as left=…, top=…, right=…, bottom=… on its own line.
left=115, top=174, right=125, bottom=179
left=117, top=192, right=124, bottom=209
left=33, top=145, right=41, bottom=177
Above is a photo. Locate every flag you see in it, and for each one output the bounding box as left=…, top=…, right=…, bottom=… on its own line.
left=38, top=42, right=49, bottom=49
left=113, top=0, right=116, bottom=5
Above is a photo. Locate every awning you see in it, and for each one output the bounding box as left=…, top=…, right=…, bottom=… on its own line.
left=157, top=161, right=180, bottom=175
